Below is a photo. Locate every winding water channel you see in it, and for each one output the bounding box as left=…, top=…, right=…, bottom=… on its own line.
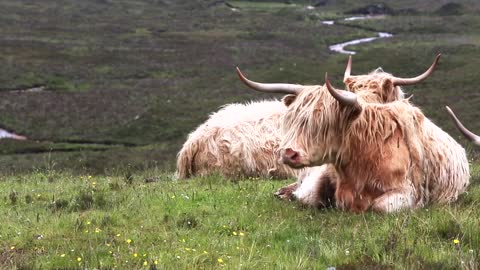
left=324, top=16, right=393, bottom=55
left=0, top=129, right=26, bottom=140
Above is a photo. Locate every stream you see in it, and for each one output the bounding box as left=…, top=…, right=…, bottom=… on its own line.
left=324, top=16, right=393, bottom=55
left=0, top=128, right=27, bottom=140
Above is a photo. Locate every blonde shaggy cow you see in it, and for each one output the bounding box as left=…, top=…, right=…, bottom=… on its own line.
left=277, top=71, right=469, bottom=213
left=176, top=99, right=295, bottom=179
left=270, top=55, right=444, bottom=208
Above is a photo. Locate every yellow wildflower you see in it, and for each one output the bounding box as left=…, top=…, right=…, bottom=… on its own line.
left=60, top=254, right=66, bottom=257
left=217, top=258, right=224, bottom=263
left=143, top=253, right=147, bottom=257
left=106, top=243, right=111, bottom=247
left=126, top=239, right=132, bottom=244
left=203, top=250, right=208, bottom=254
left=88, top=175, right=92, bottom=179
left=143, top=261, right=148, bottom=266
left=232, top=231, right=237, bottom=236
left=86, top=221, right=91, bottom=225
left=95, top=228, right=101, bottom=233
left=92, top=182, right=97, bottom=186
left=116, top=233, right=121, bottom=237
left=10, top=246, right=15, bottom=250
left=154, top=260, right=158, bottom=265
left=239, top=232, right=245, bottom=236
left=133, top=253, right=138, bottom=257
left=453, top=239, right=460, bottom=245
left=77, top=257, right=82, bottom=262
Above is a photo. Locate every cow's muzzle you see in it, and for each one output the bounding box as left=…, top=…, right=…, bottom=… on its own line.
left=281, top=148, right=304, bottom=168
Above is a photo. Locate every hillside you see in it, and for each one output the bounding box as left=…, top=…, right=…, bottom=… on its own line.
left=1, top=0, right=480, bottom=173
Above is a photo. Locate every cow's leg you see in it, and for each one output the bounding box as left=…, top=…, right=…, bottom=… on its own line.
left=274, top=182, right=298, bottom=200
left=293, top=171, right=337, bottom=208
left=371, top=187, right=416, bottom=213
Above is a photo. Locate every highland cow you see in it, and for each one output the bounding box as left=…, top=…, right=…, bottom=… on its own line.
left=277, top=73, right=469, bottom=213
left=176, top=99, right=296, bottom=179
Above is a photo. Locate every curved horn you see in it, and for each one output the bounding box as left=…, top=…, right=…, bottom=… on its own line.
left=343, top=55, right=352, bottom=81
left=236, top=67, right=303, bottom=95
left=446, top=106, right=480, bottom=145
left=325, top=72, right=358, bottom=107
left=392, top=54, right=441, bottom=86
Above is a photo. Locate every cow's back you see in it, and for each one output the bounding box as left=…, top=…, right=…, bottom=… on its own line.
left=176, top=100, right=297, bottom=179
left=418, top=118, right=470, bottom=204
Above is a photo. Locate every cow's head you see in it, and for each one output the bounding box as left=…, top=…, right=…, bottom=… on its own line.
left=236, top=55, right=441, bottom=168
left=279, top=75, right=362, bottom=168
left=343, top=54, right=440, bottom=104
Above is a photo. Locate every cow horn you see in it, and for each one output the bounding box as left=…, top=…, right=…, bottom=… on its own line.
left=236, top=67, right=302, bottom=95
left=446, top=106, right=480, bottom=145
left=325, top=72, right=359, bottom=107
left=392, top=54, right=441, bottom=86
left=343, top=55, right=352, bottom=82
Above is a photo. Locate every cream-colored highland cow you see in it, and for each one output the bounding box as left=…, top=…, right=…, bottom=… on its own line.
left=176, top=99, right=295, bottom=179
left=276, top=73, right=469, bottom=213
left=268, top=55, right=444, bottom=208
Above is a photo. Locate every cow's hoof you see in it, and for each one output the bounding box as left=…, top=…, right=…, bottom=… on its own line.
left=274, top=186, right=295, bottom=201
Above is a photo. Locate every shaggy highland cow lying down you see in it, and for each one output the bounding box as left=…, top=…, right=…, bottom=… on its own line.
left=176, top=99, right=297, bottom=179
left=274, top=73, right=469, bottom=213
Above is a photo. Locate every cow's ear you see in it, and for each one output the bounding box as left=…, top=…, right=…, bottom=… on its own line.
left=343, top=77, right=354, bottom=91
left=282, top=94, right=297, bottom=107
left=381, top=78, right=394, bottom=101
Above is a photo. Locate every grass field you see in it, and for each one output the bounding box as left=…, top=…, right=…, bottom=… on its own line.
left=1, top=0, right=480, bottom=268
left=1, top=167, right=479, bottom=269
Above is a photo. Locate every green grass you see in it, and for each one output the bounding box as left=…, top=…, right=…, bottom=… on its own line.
left=1, top=166, right=479, bottom=269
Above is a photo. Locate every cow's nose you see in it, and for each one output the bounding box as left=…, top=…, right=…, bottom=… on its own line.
left=282, top=148, right=301, bottom=165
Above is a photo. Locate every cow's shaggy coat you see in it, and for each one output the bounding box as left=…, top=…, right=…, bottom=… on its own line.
left=176, top=100, right=296, bottom=179
left=280, top=83, right=469, bottom=213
